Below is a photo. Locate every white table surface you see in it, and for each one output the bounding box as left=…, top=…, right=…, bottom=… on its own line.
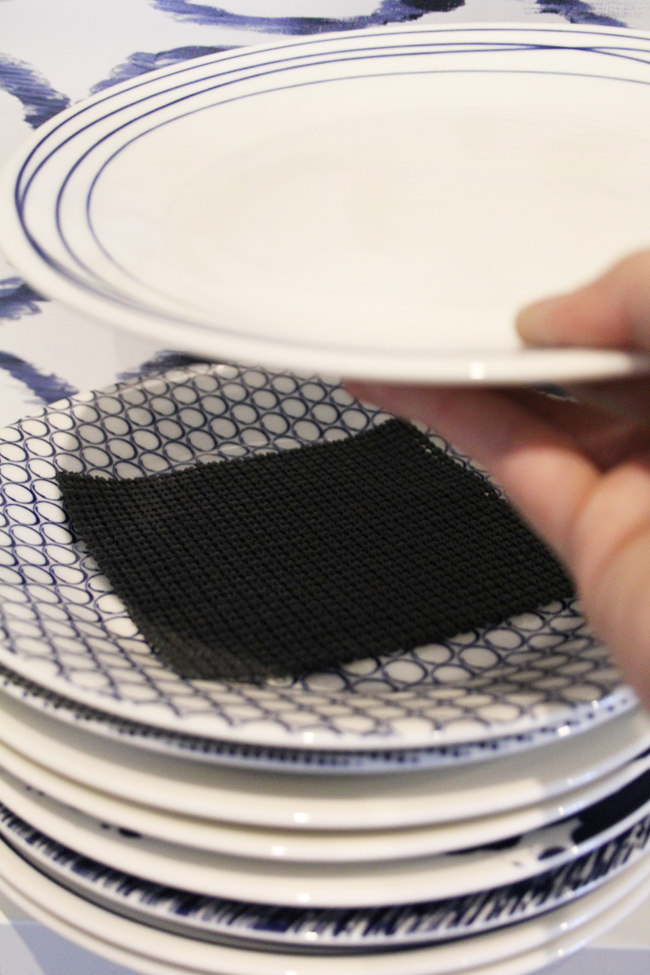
left=1, top=0, right=650, bottom=972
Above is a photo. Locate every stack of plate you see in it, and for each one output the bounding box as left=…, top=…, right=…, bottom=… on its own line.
left=0, top=362, right=648, bottom=975
left=3, top=20, right=650, bottom=975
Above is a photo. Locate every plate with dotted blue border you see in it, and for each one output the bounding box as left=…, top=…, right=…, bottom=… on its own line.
left=2, top=24, right=650, bottom=385
left=0, top=363, right=633, bottom=752
left=5, top=708, right=650, bottom=862
left=0, top=660, right=632, bottom=774
left=3, top=733, right=650, bottom=867
left=2, top=691, right=650, bottom=837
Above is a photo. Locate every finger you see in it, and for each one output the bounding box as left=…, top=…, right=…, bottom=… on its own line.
left=344, top=380, right=598, bottom=568
left=508, top=388, right=650, bottom=470
left=566, top=376, right=650, bottom=422
left=570, top=462, right=650, bottom=706
left=346, top=380, right=650, bottom=704
left=517, top=250, right=650, bottom=351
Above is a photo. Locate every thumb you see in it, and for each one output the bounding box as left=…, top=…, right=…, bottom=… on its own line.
left=517, top=251, right=650, bottom=353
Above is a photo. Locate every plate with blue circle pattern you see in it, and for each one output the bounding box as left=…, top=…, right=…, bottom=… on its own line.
left=0, top=659, right=631, bottom=774
left=0, top=363, right=633, bottom=751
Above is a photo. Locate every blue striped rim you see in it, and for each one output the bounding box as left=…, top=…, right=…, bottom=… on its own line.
left=11, top=25, right=650, bottom=356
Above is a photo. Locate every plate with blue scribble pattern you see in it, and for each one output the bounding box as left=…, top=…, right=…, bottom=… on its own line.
left=3, top=837, right=650, bottom=975
left=2, top=24, right=650, bottom=385
left=1, top=765, right=650, bottom=952
left=0, top=363, right=633, bottom=751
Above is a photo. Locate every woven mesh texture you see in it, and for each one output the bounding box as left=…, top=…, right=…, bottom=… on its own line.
left=56, top=420, right=573, bottom=682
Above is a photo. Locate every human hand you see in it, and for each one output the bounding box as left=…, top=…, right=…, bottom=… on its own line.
left=345, top=252, right=650, bottom=704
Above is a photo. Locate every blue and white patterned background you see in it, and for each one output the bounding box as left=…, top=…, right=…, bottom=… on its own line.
left=2, top=1, right=650, bottom=972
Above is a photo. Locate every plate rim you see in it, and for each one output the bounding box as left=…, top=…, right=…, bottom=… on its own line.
left=0, top=692, right=648, bottom=835
left=1, top=831, right=649, bottom=975
left=2, top=750, right=650, bottom=900
left=0, top=721, right=647, bottom=859
left=2, top=23, right=650, bottom=384
left=0, top=663, right=629, bottom=773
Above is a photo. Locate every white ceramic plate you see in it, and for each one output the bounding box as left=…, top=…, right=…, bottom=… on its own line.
left=13, top=820, right=650, bottom=950
left=0, top=667, right=616, bottom=775
left=1, top=756, right=649, bottom=923
left=4, top=739, right=650, bottom=869
left=1, top=734, right=648, bottom=867
left=2, top=25, right=650, bottom=385
left=4, top=782, right=650, bottom=950
left=5, top=880, right=650, bottom=975
left=1, top=692, right=648, bottom=833
left=1, top=835, right=649, bottom=975
left=0, top=363, right=631, bottom=753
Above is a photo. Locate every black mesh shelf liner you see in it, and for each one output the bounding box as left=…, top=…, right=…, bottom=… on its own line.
left=57, top=420, right=573, bottom=682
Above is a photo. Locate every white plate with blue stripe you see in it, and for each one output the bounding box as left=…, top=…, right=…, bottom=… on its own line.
left=1, top=24, right=650, bottom=384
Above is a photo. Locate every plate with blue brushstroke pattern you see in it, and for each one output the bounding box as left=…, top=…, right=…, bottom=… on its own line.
left=1, top=825, right=650, bottom=973
left=2, top=789, right=650, bottom=950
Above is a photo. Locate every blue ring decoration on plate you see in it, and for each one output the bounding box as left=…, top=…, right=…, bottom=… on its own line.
left=2, top=767, right=650, bottom=953
left=0, top=363, right=633, bottom=750
left=10, top=25, right=650, bottom=353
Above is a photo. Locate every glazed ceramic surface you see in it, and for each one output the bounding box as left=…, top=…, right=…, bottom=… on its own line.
left=2, top=834, right=650, bottom=975
left=0, top=364, right=631, bottom=752
left=5, top=873, right=650, bottom=975
left=1, top=763, right=649, bottom=939
left=0, top=665, right=610, bottom=775
left=0, top=692, right=647, bottom=833
left=2, top=26, right=650, bottom=384
left=3, top=732, right=650, bottom=867
left=2, top=735, right=649, bottom=866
